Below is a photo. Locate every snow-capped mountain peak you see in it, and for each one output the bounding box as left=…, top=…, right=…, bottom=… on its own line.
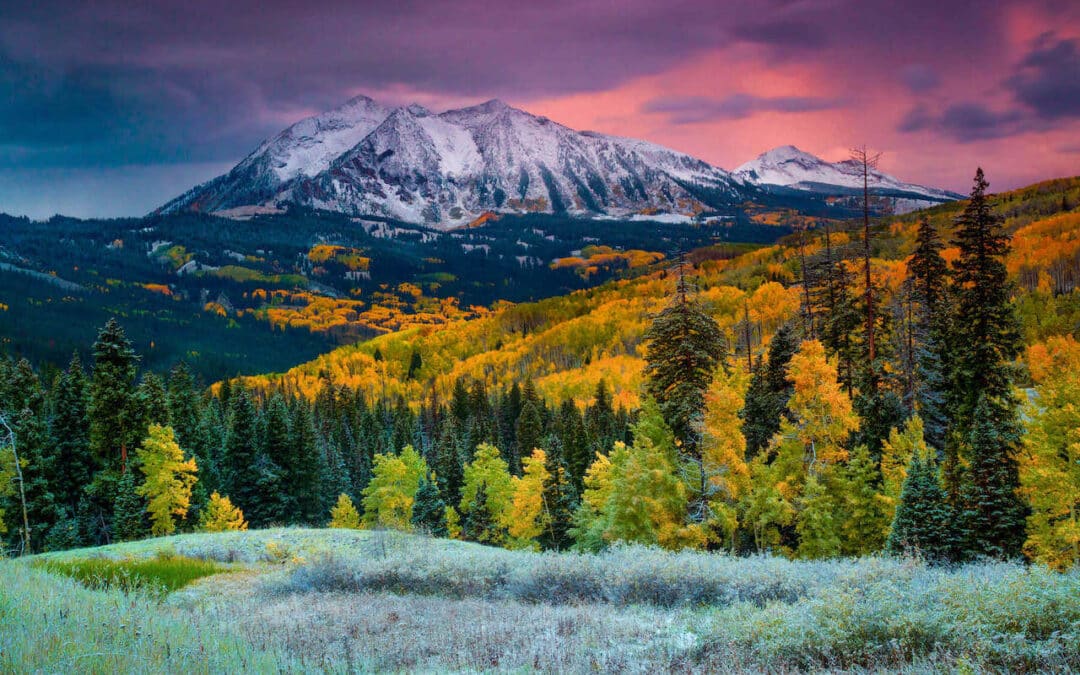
left=161, top=96, right=958, bottom=225
left=733, top=145, right=961, bottom=206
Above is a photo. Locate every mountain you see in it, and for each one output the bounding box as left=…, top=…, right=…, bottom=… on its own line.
left=162, top=95, right=393, bottom=215
left=733, top=145, right=962, bottom=212
left=163, top=98, right=748, bottom=227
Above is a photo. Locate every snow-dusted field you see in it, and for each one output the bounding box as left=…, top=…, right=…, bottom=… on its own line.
left=6, top=528, right=1078, bottom=673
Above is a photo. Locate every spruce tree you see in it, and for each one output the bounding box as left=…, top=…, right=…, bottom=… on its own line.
left=740, top=321, right=798, bottom=457
left=261, top=392, right=293, bottom=513
left=958, top=396, right=1027, bottom=560
left=514, top=398, right=544, bottom=475
left=886, top=453, right=950, bottom=562
left=463, top=482, right=496, bottom=544
left=88, top=318, right=140, bottom=475
left=288, top=399, right=326, bottom=524
left=138, top=372, right=169, bottom=428
left=49, top=352, right=93, bottom=518
left=166, top=362, right=200, bottom=450
left=905, top=222, right=951, bottom=451
left=112, top=470, right=146, bottom=542
left=643, top=270, right=726, bottom=454
left=433, top=417, right=464, bottom=506
left=222, top=387, right=262, bottom=522
left=949, top=168, right=1021, bottom=428
left=539, top=442, right=577, bottom=551
left=411, top=474, right=448, bottom=536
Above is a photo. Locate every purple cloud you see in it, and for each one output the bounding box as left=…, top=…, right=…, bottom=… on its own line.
left=643, top=94, right=845, bottom=123
left=1007, top=33, right=1080, bottom=120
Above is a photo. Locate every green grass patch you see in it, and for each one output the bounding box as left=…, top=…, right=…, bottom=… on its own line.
left=32, top=551, right=227, bottom=597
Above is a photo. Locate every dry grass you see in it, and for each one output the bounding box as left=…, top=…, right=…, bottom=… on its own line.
left=6, top=527, right=1080, bottom=673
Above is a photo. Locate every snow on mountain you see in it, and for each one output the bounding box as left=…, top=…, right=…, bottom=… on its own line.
left=162, top=97, right=747, bottom=227
left=160, top=95, right=392, bottom=213
left=733, top=145, right=961, bottom=207
left=161, top=98, right=959, bottom=227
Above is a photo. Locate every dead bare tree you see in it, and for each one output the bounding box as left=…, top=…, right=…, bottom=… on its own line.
left=0, top=414, right=31, bottom=555
left=851, top=145, right=882, bottom=364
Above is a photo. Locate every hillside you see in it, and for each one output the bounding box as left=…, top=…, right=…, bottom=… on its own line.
left=0, top=208, right=787, bottom=381
left=237, top=176, right=1080, bottom=408
left=4, top=528, right=1078, bottom=672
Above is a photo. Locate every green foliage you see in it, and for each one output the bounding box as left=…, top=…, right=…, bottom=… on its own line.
left=887, top=453, right=951, bottom=561
left=113, top=470, right=147, bottom=542
left=361, top=445, right=428, bottom=530
left=411, top=475, right=447, bottom=536
left=33, top=552, right=226, bottom=597
left=959, top=396, right=1027, bottom=560
left=642, top=274, right=726, bottom=453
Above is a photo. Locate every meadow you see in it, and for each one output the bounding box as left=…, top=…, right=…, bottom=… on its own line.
left=3, top=528, right=1078, bottom=673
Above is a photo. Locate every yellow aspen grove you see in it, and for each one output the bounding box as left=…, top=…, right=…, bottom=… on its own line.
left=505, top=448, right=550, bottom=550
left=1022, top=337, right=1080, bottom=570
left=329, top=493, right=361, bottom=529
left=198, top=492, right=247, bottom=532
left=135, top=424, right=197, bottom=536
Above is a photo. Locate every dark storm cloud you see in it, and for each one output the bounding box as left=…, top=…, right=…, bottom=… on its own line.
left=898, top=31, right=1080, bottom=142
left=898, top=102, right=1026, bottom=143
left=1007, top=33, right=1080, bottom=120
left=643, top=94, right=845, bottom=123
left=0, top=0, right=1026, bottom=170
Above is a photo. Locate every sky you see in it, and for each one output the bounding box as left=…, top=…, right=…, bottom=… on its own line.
left=1, top=0, right=1078, bottom=219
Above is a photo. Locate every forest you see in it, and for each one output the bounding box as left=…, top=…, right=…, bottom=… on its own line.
left=3, top=170, right=1078, bottom=570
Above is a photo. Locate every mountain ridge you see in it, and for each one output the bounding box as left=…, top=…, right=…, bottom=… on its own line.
left=162, top=97, right=959, bottom=227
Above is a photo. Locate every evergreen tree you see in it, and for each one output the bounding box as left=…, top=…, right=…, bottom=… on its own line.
left=463, top=482, right=497, bottom=544
left=958, top=396, right=1027, bottom=560
left=49, top=352, right=93, bottom=518
left=261, top=392, right=293, bottom=514
left=433, top=417, right=465, bottom=507
left=907, top=220, right=951, bottom=449
left=288, top=399, right=326, bottom=524
left=3, top=406, right=58, bottom=552
left=112, top=470, right=146, bottom=542
left=584, top=379, right=618, bottom=458
left=222, top=388, right=263, bottom=521
left=407, top=350, right=423, bottom=380
left=88, top=318, right=140, bottom=474
left=555, top=399, right=589, bottom=492
left=949, top=168, right=1021, bottom=428
left=740, top=321, right=798, bottom=457
left=514, top=398, right=544, bottom=475
left=886, top=453, right=950, bottom=562
left=411, top=474, right=447, bottom=536
left=166, top=362, right=200, bottom=450
left=138, top=372, right=169, bottom=428
left=539, top=444, right=577, bottom=551
left=642, top=270, right=726, bottom=454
